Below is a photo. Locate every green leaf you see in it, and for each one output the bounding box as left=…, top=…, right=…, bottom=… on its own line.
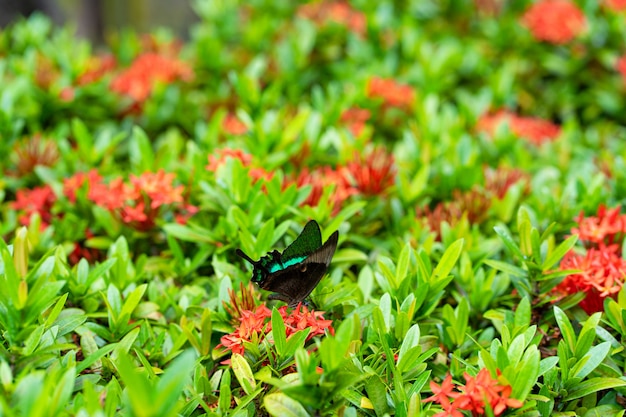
left=272, top=308, right=287, bottom=356
left=129, top=126, right=154, bottom=172
left=494, top=226, right=524, bottom=260
left=398, top=324, right=420, bottom=365
left=431, top=239, right=463, bottom=283
left=264, top=393, right=309, bottom=417
left=564, top=378, right=626, bottom=401
left=542, top=235, right=578, bottom=271
left=231, top=353, right=257, bottom=395
left=554, top=306, right=576, bottom=354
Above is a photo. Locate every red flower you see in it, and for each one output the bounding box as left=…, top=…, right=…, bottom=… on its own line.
left=130, top=170, right=184, bottom=209
left=206, top=148, right=273, bottom=183
left=571, top=205, right=626, bottom=246
left=555, top=246, right=626, bottom=314
left=367, top=76, right=415, bottom=109
left=76, top=54, right=117, bottom=85
left=343, top=147, right=396, bottom=196
left=605, top=0, right=626, bottom=11
left=11, top=185, right=56, bottom=229
left=521, top=0, right=586, bottom=45
left=110, top=52, right=193, bottom=103
left=297, top=1, right=367, bottom=36
left=484, top=166, right=529, bottom=199
left=10, top=135, right=60, bottom=177
left=424, top=369, right=522, bottom=417
left=292, top=166, right=356, bottom=214
left=222, top=113, right=248, bottom=135
left=217, top=304, right=333, bottom=357
left=340, top=107, right=371, bottom=137
left=477, top=110, right=561, bottom=145
left=63, top=170, right=103, bottom=202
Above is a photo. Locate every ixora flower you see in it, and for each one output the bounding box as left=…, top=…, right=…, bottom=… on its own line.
left=571, top=205, right=626, bottom=245
left=110, top=52, right=193, bottom=103
left=343, top=147, right=396, bottom=196
left=423, top=369, right=523, bottom=417
left=297, top=1, right=367, bottom=36
left=9, top=134, right=60, bottom=177
left=554, top=206, right=626, bottom=313
left=64, top=169, right=195, bottom=230
left=367, top=76, right=416, bottom=109
left=521, top=0, right=586, bottom=45
left=605, top=0, right=626, bottom=11
left=477, top=110, right=561, bottom=145
left=206, top=148, right=273, bottom=182
left=11, top=185, right=57, bottom=229
left=217, top=303, right=333, bottom=358
left=555, top=246, right=626, bottom=314
left=222, top=113, right=248, bottom=135
left=340, top=107, right=371, bottom=137
left=291, top=166, right=356, bottom=214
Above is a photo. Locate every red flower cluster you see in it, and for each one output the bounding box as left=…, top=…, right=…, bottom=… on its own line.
left=477, top=110, right=561, bottom=145
left=297, top=1, right=367, bottom=37
left=293, top=166, right=356, bottom=214
left=343, top=147, right=396, bottom=196
left=521, top=0, right=586, bottom=45
left=206, top=148, right=273, bottom=183
left=10, top=134, right=60, bottom=177
left=110, top=52, right=193, bottom=102
left=340, top=107, right=371, bottom=137
left=424, top=369, right=523, bottom=417
left=11, top=185, right=56, bottom=229
left=367, top=77, right=416, bottom=109
left=417, top=188, right=491, bottom=241
left=76, top=54, right=117, bottom=85
left=64, top=169, right=195, bottom=230
left=217, top=303, right=333, bottom=357
left=291, top=146, right=395, bottom=213
left=605, top=0, right=626, bottom=11
left=483, top=166, right=529, bottom=199
left=555, top=206, right=626, bottom=313
left=222, top=113, right=248, bottom=135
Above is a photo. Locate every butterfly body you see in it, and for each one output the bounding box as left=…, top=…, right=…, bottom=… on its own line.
left=236, top=220, right=339, bottom=307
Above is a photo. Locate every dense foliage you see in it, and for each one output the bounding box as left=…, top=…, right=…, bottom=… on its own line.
left=1, top=0, right=626, bottom=416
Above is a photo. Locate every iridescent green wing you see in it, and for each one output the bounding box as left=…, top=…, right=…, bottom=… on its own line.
left=280, top=220, right=323, bottom=265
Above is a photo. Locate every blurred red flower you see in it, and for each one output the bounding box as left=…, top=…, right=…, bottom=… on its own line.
left=484, top=166, right=529, bottom=199
left=110, top=52, right=193, bottom=103
left=605, top=0, right=626, bottom=11
left=206, top=148, right=273, bottom=183
left=130, top=170, right=185, bottom=209
left=343, top=147, right=396, bottom=196
left=340, top=107, right=371, bottom=137
left=222, top=113, right=248, bottom=135
left=76, top=54, right=117, bottom=85
left=11, top=185, right=56, bottom=229
left=424, top=369, right=522, bottom=417
left=298, top=1, right=366, bottom=36
left=572, top=205, right=626, bottom=246
left=555, top=246, right=626, bottom=314
left=521, top=0, right=586, bottom=45
left=10, top=135, right=60, bottom=177
left=367, top=76, right=415, bottom=109
left=477, top=110, right=561, bottom=145
left=292, top=166, right=356, bottom=214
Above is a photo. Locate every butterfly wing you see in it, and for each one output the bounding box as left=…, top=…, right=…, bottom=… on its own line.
left=259, top=230, right=339, bottom=307
left=281, top=220, right=323, bottom=263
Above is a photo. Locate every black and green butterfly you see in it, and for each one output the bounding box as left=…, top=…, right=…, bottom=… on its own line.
left=236, top=220, right=339, bottom=307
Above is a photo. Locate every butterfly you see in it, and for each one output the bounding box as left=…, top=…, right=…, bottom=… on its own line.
left=236, top=220, right=339, bottom=307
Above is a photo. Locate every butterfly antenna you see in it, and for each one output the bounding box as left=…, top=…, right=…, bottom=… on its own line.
left=235, top=249, right=257, bottom=265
